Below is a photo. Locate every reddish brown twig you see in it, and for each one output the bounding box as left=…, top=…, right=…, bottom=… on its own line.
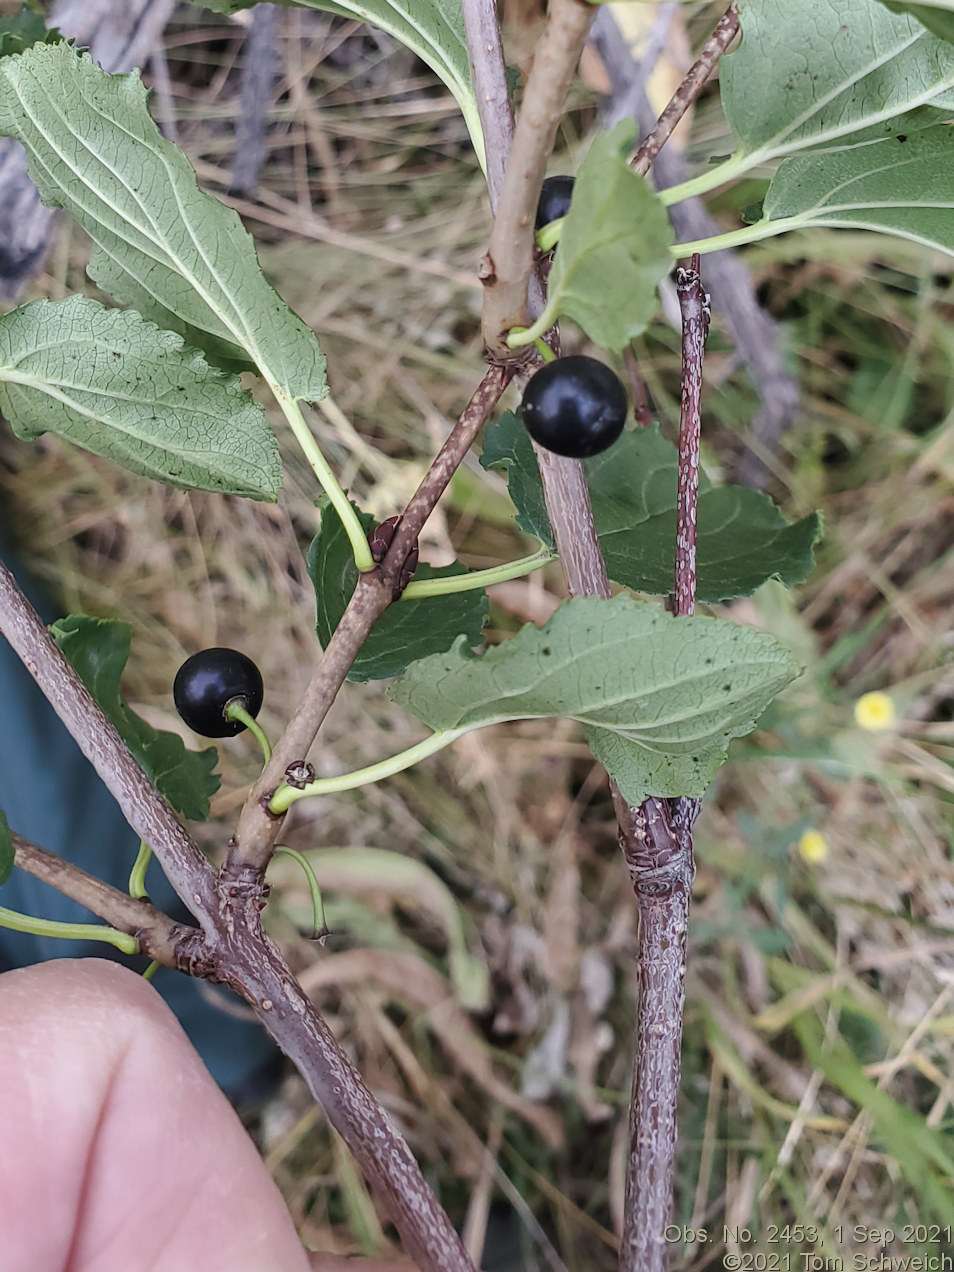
left=673, top=255, right=710, bottom=618
left=0, top=559, right=221, bottom=930
left=617, top=256, right=709, bottom=1272
left=623, top=346, right=653, bottom=429
left=226, top=363, right=511, bottom=878
left=466, top=4, right=722, bottom=1265
left=10, top=828, right=191, bottom=967
left=631, top=3, right=740, bottom=177
left=0, top=555, right=480, bottom=1272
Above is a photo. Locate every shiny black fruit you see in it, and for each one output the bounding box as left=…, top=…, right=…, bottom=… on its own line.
left=520, top=356, right=627, bottom=459
left=173, top=648, right=264, bottom=738
left=535, top=175, right=575, bottom=230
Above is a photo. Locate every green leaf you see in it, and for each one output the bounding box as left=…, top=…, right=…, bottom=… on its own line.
left=594, top=460, right=821, bottom=600
left=876, top=0, right=954, bottom=43
left=723, top=0, right=954, bottom=164
left=0, top=296, right=281, bottom=499
left=481, top=414, right=821, bottom=601
left=390, top=594, right=801, bottom=804
left=51, top=616, right=220, bottom=821
left=530, top=121, right=673, bottom=351
left=308, top=501, right=488, bottom=682
left=763, top=108, right=954, bottom=255
left=479, top=412, right=554, bottom=550
left=0, top=4, right=62, bottom=57
left=198, top=0, right=484, bottom=170
left=0, top=809, right=12, bottom=887
left=0, top=42, right=325, bottom=399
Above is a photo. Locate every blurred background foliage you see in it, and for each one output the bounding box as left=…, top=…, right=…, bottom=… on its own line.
left=0, top=1, right=952, bottom=1267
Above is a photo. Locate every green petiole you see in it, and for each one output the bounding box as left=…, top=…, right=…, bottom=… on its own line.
left=670, top=214, right=807, bottom=258
left=506, top=310, right=555, bottom=350
left=0, top=904, right=139, bottom=955
left=128, top=839, right=152, bottom=899
left=401, top=548, right=554, bottom=601
left=658, top=151, right=754, bottom=208
left=269, top=384, right=374, bottom=573
left=268, top=727, right=472, bottom=814
left=225, top=700, right=272, bottom=763
left=273, top=845, right=328, bottom=939
left=535, top=218, right=564, bottom=253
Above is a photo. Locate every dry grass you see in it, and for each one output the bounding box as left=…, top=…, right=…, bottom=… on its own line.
left=1, top=3, right=952, bottom=1267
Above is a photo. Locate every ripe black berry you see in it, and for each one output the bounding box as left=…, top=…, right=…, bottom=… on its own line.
left=173, top=648, right=264, bottom=738
left=520, top=356, right=627, bottom=459
left=535, top=175, right=575, bottom=230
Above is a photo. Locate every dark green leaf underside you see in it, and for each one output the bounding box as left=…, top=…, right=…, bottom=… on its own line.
left=726, top=0, right=954, bottom=160
left=765, top=111, right=954, bottom=257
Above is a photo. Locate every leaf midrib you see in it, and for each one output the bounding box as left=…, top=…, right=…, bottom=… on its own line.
left=734, top=23, right=954, bottom=169
left=7, top=62, right=265, bottom=371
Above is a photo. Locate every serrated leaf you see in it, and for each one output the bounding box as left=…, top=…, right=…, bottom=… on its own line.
left=876, top=0, right=954, bottom=43
left=532, top=122, right=673, bottom=351
left=308, top=502, right=488, bottom=682
left=723, top=0, right=954, bottom=165
left=0, top=809, right=12, bottom=887
left=481, top=414, right=820, bottom=601
left=51, top=616, right=219, bottom=821
left=0, top=42, right=325, bottom=399
left=390, top=594, right=801, bottom=804
left=763, top=109, right=954, bottom=255
left=0, top=296, right=281, bottom=498
left=198, top=0, right=483, bottom=170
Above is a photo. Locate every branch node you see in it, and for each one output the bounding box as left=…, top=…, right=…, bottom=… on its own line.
left=478, top=253, right=496, bottom=284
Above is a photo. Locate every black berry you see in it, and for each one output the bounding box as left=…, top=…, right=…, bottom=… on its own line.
left=535, top=175, right=575, bottom=230
left=520, top=356, right=627, bottom=459
left=173, top=648, right=264, bottom=738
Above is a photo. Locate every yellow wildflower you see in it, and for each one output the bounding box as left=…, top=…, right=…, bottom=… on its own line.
left=854, top=691, right=896, bottom=732
left=798, top=830, right=829, bottom=863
